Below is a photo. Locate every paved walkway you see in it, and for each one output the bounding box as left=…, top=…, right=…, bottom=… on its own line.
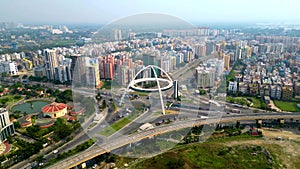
left=0, top=141, right=11, bottom=156
left=269, top=100, right=282, bottom=112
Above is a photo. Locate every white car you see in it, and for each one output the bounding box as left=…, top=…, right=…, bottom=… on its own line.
left=53, top=149, right=58, bottom=154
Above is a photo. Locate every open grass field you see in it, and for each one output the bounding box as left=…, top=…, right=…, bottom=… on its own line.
left=130, top=141, right=277, bottom=169
left=226, top=96, right=264, bottom=108
left=273, top=100, right=300, bottom=112
left=128, top=128, right=300, bottom=169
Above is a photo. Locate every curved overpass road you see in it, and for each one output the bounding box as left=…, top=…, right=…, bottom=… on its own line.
left=47, top=113, right=300, bottom=169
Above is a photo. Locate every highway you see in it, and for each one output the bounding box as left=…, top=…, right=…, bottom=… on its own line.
left=47, top=112, right=300, bottom=169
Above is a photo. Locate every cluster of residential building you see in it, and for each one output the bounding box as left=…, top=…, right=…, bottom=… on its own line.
left=228, top=53, right=300, bottom=100
left=1, top=26, right=300, bottom=96
left=73, top=37, right=195, bottom=87
left=0, top=35, right=197, bottom=88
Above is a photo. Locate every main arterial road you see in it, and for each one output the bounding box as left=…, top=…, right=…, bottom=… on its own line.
left=48, top=112, right=300, bottom=169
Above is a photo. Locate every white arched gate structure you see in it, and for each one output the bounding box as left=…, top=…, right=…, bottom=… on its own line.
left=120, top=65, right=173, bottom=115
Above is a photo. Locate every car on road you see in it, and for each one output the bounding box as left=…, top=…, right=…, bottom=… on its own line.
left=199, top=107, right=209, bottom=111
left=92, top=164, right=98, bottom=168
left=232, top=104, right=243, bottom=108
left=231, top=109, right=241, bottom=114
left=53, top=149, right=58, bottom=154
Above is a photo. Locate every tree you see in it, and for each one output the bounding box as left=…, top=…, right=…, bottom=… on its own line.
left=13, top=121, right=21, bottom=129
left=107, top=155, right=116, bottom=163
left=17, top=65, right=24, bottom=70
left=111, top=102, right=117, bottom=111
left=55, top=89, right=72, bottom=103
left=0, top=155, right=6, bottom=162
left=36, top=86, right=44, bottom=91
left=1, top=72, right=7, bottom=78
left=102, top=100, right=107, bottom=109
left=199, top=89, right=206, bottom=95
left=46, top=88, right=53, bottom=95
left=52, top=118, right=73, bottom=139
left=235, top=121, right=240, bottom=129
left=96, top=93, right=102, bottom=102
left=54, top=89, right=60, bottom=95
left=26, top=125, right=42, bottom=138
left=36, top=155, right=44, bottom=163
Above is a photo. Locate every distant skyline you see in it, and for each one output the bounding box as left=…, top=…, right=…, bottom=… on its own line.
left=0, top=0, right=300, bottom=25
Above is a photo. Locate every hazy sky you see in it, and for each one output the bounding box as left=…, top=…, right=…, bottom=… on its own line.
left=0, top=0, right=299, bottom=24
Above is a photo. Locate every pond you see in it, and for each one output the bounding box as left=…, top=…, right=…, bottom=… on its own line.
left=12, top=100, right=51, bottom=114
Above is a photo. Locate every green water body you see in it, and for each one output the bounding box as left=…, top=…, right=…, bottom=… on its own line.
left=12, top=101, right=50, bottom=114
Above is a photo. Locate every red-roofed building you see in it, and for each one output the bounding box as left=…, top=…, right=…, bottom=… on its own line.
left=42, top=102, right=67, bottom=118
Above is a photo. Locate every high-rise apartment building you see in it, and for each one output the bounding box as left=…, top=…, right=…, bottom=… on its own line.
left=195, top=44, right=206, bottom=57
left=282, top=86, right=294, bottom=100
left=114, top=29, right=122, bottom=41
left=223, top=54, right=231, bottom=70
left=72, top=56, right=87, bottom=87
left=0, top=61, right=18, bottom=75
left=195, top=67, right=216, bottom=88
left=99, top=56, right=114, bottom=80
left=86, top=58, right=101, bottom=88
left=117, top=65, right=134, bottom=87
left=0, top=108, right=15, bottom=142
left=44, top=49, right=58, bottom=80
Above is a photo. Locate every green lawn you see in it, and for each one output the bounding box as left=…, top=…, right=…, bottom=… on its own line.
left=245, top=97, right=263, bottom=108
left=99, top=115, right=135, bottom=136
left=0, top=95, right=23, bottom=106
left=129, top=91, right=150, bottom=97
left=273, top=100, right=300, bottom=112
left=99, top=107, right=148, bottom=136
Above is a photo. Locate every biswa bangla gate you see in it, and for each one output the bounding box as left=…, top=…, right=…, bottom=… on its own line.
left=119, top=65, right=174, bottom=115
